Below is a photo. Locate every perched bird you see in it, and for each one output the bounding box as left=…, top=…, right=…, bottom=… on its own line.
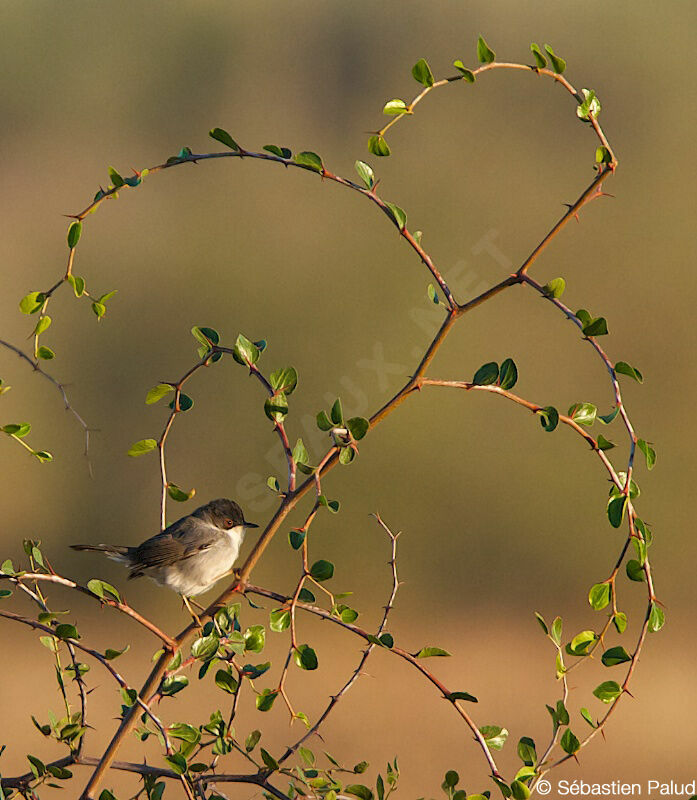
left=71, top=498, right=259, bottom=625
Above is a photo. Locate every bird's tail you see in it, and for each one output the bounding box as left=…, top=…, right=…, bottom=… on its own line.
left=70, top=543, right=132, bottom=565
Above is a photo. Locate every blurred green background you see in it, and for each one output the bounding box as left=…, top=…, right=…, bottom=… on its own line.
left=1, top=1, right=695, bottom=796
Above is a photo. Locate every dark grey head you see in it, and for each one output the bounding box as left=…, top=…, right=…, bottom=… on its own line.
left=194, top=498, right=259, bottom=530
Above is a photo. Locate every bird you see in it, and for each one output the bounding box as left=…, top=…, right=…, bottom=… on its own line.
left=71, top=498, right=259, bottom=626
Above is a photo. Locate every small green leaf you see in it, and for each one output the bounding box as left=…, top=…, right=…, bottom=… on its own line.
left=265, top=393, right=288, bottom=423
left=568, top=402, right=597, bottom=427
left=566, top=630, right=598, bottom=656
left=598, top=406, right=620, bottom=425
left=538, top=406, right=559, bottom=432
left=245, top=729, right=261, bottom=751
left=354, top=160, right=375, bottom=189
left=316, top=410, right=333, bottom=431
left=477, top=35, right=495, bottom=63
left=383, top=98, right=409, bottom=116
left=232, top=333, right=260, bottom=366
left=298, top=587, right=315, bottom=603
left=310, top=560, right=334, bottom=582
left=415, top=646, right=451, bottom=658
left=127, top=438, right=157, bottom=457
left=33, top=316, right=52, bottom=336
left=613, top=611, right=628, bottom=633
left=637, top=438, right=656, bottom=470
left=55, top=623, right=79, bottom=640
left=576, top=89, right=601, bottom=120
left=517, top=736, right=537, bottom=767
left=87, top=579, right=122, bottom=603
left=534, top=612, right=548, bottom=635
left=607, top=494, right=628, bottom=528
left=368, top=135, right=391, bottom=157
left=560, top=728, right=579, bottom=754
left=648, top=602, right=665, bottom=632
left=167, top=483, right=195, bottom=502
left=92, top=301, right=106, bottom=319
left=580, top=707, right=597, bottom=728
left=146, top=384, right=174, bottom=404
left=614, top=361, right=643, bottom=383
left=289, top=529, right=305, bottom=550
left=294, top=643, right=319, bottom=670
left=244, top=624, right=266, bottom=653
left=108, top=167, right=124, bottom=188
left=601, top=646, right=631, bottom=666
left=270, top=608, right=291, bottom=632
left=498, top=358, right=518, bottom=390
left=330, top=398, right=343, bottom=425
left=67, top=221, right=82, bottom=248
left=209, top=127, right=240, bottom=151
left=263, top=144, right=292, bottom=158
left=510, top=780, right=531, bottom=800
left=530, top=43, right=547, bottom=69
left=479, top=725, right=508, bottom=751
left=260, top=747, right=279, bottom=771
left=626, top=559, right=645, bottom=582
left=582, top=316, right=608, bottom=336
left=412, top=58, right=434, bottom=87
left=37, top=346, right=55, bottom=360
left=104, top=644, right=129, bottom=660
left=544, top=44, right=566, bottom=74
left=596, top=146, right=612, bottom=164
left=270, top=367, right=298, bottom=395
left=550, top=616, right=562, bottom=645
left=542, top=277, right=565, bottom=298
left=596, top=434, right=615, bottom=451
left=347, top=417, right=369, bottom=440
left=161, top=675, right=189, bottom=696
left=593, top=680, right=622, bottom=703
left=19, top=292, right=45, bottom=315
left=453, top=60, right=475, bottom=82
left=294, top=151, right=324, bottom=173
left=589, top=582, right=611, bottom=610
left=346, top=786, right=373, bottom=800
left=448, top=691, right=478, bottom=703
left=215, top=669, right=239, bottom=694
left=292, top=437, right=309, bottom=466
left=256, top=688, right=278, bottom=712
left=191, top=633, right=220, bottom=661
left=385, top=202, right=407, bottom=231
left=473, top=361, right=499, bottom=386
left=164, top=753, right=187, bottom=775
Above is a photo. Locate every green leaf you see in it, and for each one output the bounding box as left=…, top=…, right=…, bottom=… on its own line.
left=164, top=753, right=187, bottom=775
left=383, top=98, right=409, bottom=116
left=385, top=202, right=407, bottom=231
left=67, top=221, right=82, bottom=248
left=87, top=579, right=122, bottom=603
left=637, top=439, right=656, bottom=470
left=473, top=362, right=499, bottom=386
left=330, top=398, right=343, bottom=425
left=415, top=646, right=451, bottom=658
left=596, top=434, right=615, bottom=451
left=346, top=786, right=374, bottom=800
left=191, top=633, right=219, bottom=661
left=541, top=277, right=565, bottom=298
left=310, top=559, right=334, bottom=582
left=244, top=624, right=266, bottom=653
left=19, top=292, right=45, bottom=314
left=167, top=483, right=195, bottom=502
left=316, top=410, right=333, bottom=431
left=596, top=146, right=612, bottom=164
left=245, top=729, right=261, bottom=751
left=593, top=680, right=622, bottom=703
left=448, top=690, right=478, bottom=703
left=411, top=57, right=434, bottom=87
left=128, top=438, right=157, bottom=457
left=580, top=707, right=597, bottom=728
left=648, top=602, right=665, bottom=632
left=368, top=135, right=390, bottom=157
left=479, top=725, right=508, bottom=750
left=260, top=747, right=279, bottom=771
left=292, top=438, right=309, bottom=467
left=538, top=406, right=559, bottom=432
left=601, top=646, right=631, bottom=666
left=576, top=89, right=601, bottom=121
left=517, top=736, right=537, bottom=766
left=270, top=608, right=291, bottom=632
left=215, top=669, right=239, bottom=694
left=568, top=402, right=597, bottom=426
left=566, top=630, right=598, bottom=656
left=55, top=623, right=79, bottom=640
left=453, top=60, right=475, bottom=82
left=104, top=644, right=129, bottom=660
left=498, top=358, right=518, bottom=390
left=209, top=127, right=240, bottom=151
left=534, top=612, right=548, bottom=635
left=289, top=529, right=305, bottom=550
left=294, top=151, right=324, bottom=173
left=544, top=44, right=566, bottom=74
left=560, top=729, right=579, bottom=754
left=37, top=345, right=55, bottom=360
left=354, top=160, right=375, bottom=189
left=33, top=316, right=52, bottom=336
left=510, top=781, right=531, bottom=800
left=160, top=675, right=188, bottom=696
left=588, top=582, right=611, bottom=610
left=347, top=417, right=369, bottom=440
left=270, top=367, right=298, bottom=395
left=443, top=771, right=459, bottom=788
left=294, top=643, right=319, bottom=670
left=256, top=688, right=278, bottom=712
left=298, top=588, right=315, bottom=603
left=339, top=445, right=355, bottom=465
left=613, top=611, right=628, bottom=633
left=92, top=301, right=106, bottom=319
left=607, top=494, right=628, bottom=528
left=263, top=144, right=292, bottom=159
left=615, top=361, right=643, bottom=383
left=598, top=406, right=620, bottom=425
left=626, top=559, right=645, bottom=582
left=2, top=422, right=30, bottom=437
left=232, top=333, right=260, bottom=366
left=530, top=43, right=547, bottom=69
left=108, top=166, right=124, bottom=188
left=146, top=384, right=174, bottom=405
left=265, top=393, right=288, bottom=423
left=550, top=616, right=562, bottom=645
left=378, top=633, right=393, bottom=648
left=477, top=35, right=495, bottom=63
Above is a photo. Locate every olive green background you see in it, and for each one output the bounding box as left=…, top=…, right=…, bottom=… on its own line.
left=1, top=1, right=695, bottom=796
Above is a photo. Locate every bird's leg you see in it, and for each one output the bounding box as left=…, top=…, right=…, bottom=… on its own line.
left=181, top=595, right=203, bottom=629
left=189, top=598, right=206, bottom=612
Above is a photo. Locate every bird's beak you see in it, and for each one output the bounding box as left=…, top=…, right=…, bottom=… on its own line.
left=244, top=521, right=260, bottom=529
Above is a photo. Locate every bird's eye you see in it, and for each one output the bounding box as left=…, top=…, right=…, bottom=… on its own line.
left=224, top=518, right=234, bottom=528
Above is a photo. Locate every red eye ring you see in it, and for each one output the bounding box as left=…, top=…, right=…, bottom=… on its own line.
left=225, top=518, right=234, bottom=528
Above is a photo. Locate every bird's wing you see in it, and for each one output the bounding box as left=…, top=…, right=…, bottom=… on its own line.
left=133, top=519, right=218, bottom=569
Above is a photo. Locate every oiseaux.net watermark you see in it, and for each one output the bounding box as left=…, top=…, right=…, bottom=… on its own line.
left=535, top=778, right=697, bottom=797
